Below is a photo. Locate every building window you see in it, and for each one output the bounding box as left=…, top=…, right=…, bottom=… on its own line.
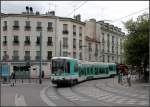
left=13, top=36, right=19, bottom=45
left=103, top=55, right=105, bottom=62
left=62, top=24, right=68, bottom=34
left=73, top=38, right=76, bottom=49
left=112, top=36, right=114, bottom=45
left=3, top=36, right=7, bottom=46
left=73, top=52, right=76, bottom=58
left=25, top=21, right=31, bottom=30
left=79, top=40, right=82, bottom=49
left=108, top=55, right=109, bottom=62
left=47, top=37, right=53, bottom=46
left=13, top=20, right=19, bottom=30
left=73, top=25, right=76, bottom=35
left=36, top=51, right=40, bottom=60
left=12, top=50, right=19, bottom=61
left=88, top=42, right=92, bottom=52
left=79, top=27, right=82, bottom=36
left=95, top=44, right=98, bottom=57
left=79, top=52, right=82, bottom=60
left=24, top=36, right=30, bottom=45
left=24, top=51, right=30, bottom=60
left=36, top=22, right=42, bottom=31
left=63, top=51, right=68, bottom=57
left=47, top=51, right=52, bottom=60
left=112, top=56, right=114, bottom=60
left=112, top=46, right=114, bottom=53
left=3, top=51, right=9, bottom=61
left=47, top=22, right=53, bottom=31
left=3, top=21, right=7, bottom=31
left=36, top=36, right=40, bottom=45
left=63, top=37, right=68, bottom=48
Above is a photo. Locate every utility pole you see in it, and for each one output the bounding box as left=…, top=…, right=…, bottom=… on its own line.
left=39, top=32, right=42, bottom=84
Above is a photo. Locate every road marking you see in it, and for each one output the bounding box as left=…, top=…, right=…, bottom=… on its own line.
left=15, top=94, right=27, bottom=106
left=40, top=86, right=56, bottom=106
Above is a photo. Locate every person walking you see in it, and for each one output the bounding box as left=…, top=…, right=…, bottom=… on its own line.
left=10, top=71, right=16, bottom=86
left=118, top=70, right=121, bottom=84
left=127, top=70, right=131, bottom=87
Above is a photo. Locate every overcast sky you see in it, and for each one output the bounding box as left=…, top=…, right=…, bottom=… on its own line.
left=1, top=1, right=149, bottom=33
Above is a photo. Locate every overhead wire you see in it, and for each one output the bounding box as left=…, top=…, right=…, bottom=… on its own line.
left=67, top=1, right=88, bottom=17
left=111, top=7, right=149, bottom=23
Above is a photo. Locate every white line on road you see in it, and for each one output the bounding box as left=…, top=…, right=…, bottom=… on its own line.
left=15, top=94, right=27, bottom=106
left=40, top=86, right=56, bottom=106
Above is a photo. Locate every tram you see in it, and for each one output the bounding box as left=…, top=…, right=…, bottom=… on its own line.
left=51, top=57, right=117, bottom=87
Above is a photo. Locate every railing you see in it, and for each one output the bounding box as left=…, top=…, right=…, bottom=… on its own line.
left=13, top=26, right=19, bottom=30
left=62, top=30, right=68, bottom=34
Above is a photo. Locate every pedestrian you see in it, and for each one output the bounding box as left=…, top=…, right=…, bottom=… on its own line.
left=118, top=70, right=122, bottom=84
left=120, top=72, right=123, bottom=85
left=127, top=70, right=131, bottom=87
left=10, top=71, right=16, bottom=86
left=118, top=70, right=121, bottom=84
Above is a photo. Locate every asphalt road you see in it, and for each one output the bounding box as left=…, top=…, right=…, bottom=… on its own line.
left=1, top=78, right=149, bottom=106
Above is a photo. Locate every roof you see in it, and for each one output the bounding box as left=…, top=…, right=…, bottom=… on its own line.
left=59, top=17, right=85, bottom=25
left=1, top=13, right=57, bottom=19
left=52, top=57, right=77, bottom=60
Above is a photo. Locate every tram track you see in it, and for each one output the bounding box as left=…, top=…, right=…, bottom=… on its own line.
left=70, top=84, right=112, bottom=106
left=94, top=79, right=148, bottom=100
left=53, top=86, right=80, bottom=106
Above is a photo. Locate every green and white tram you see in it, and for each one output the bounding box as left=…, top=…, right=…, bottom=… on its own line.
left=51, top=57, right=117, bottom=87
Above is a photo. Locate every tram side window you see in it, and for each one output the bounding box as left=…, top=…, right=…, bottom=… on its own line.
left=74, top=63, right=78, bottom=72
left=66, top=62, right=70, bottom=73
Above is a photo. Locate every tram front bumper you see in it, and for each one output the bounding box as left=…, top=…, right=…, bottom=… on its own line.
left=51, top=79, right=73, bottom=84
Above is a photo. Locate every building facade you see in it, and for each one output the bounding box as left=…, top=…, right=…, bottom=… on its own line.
left=1, top=11, right=125, bottom=78
left=97, top=21, right=125, bottom=63
left=1, top=12, right=57, bottom=78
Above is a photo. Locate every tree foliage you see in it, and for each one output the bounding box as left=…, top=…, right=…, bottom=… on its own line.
left=123, top=13, right=149, bottom=67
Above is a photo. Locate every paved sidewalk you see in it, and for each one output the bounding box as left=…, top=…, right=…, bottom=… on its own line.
left=113, top=76, right=149, bottom=92
left=1, top=79, right=51, bottom=87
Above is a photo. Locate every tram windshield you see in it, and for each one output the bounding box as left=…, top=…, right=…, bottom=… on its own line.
left=52, top=59, right=65, bottom=74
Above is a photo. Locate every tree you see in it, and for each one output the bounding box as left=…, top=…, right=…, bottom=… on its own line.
left=123, top=13, right=149, bottom=82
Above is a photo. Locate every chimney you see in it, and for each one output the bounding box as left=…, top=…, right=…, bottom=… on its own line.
left=26, top=6, right=29, bottom=14
left=30, top=7, right=33, bottom=14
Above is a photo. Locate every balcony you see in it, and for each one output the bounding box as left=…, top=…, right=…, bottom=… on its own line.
left=47, top=27, right=53, bottom=32
left=13, top=26, right=19, bottom=30
left=12, top=56, right=19, bottom=61
left=36, top=41, right=40, bottom=45
left=73, top=45, right=76, bottom=49
left=79, top=33, right=82, bottom=36
left=36, top=26, right=42, bottom=31
left=89, top=48, right=92, bottom=52
left=24, top=41, right=31, bottom=45
left=35, top=56, right=40, bottom=60
left=13, top=41, right=19, bottom=45
left=3, top=26, right=7, bottom=31
left=47, top=42, right=53, bottom=46
left=62, top=30, right=68, bottom=34
left=3, top=55, right=9, bottom=61
left=73, top=32, right=76, bottom=36
left=3, top=41, right=7, bottom=46
left=24, top=56, right=31, bottom=61
left=24, top=26, right=31, bottom=31
left=63, top=45, right=68, bottom=49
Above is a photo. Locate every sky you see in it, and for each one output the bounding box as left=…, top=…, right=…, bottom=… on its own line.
left=1, top=1, right=149, bottom=33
